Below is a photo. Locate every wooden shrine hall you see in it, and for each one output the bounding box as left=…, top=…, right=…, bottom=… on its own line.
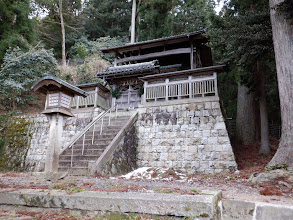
left=97, top=31, right=224, bottom=109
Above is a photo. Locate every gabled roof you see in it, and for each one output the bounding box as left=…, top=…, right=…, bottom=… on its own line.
left=97, top=60, right=159, bottom=78
left=32, top=75, right=88, bottom=97
left=101, top=30, right=206, bottom=54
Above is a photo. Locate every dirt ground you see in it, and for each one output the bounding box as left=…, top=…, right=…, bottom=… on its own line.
left=0, top=141, right=292, bottom=219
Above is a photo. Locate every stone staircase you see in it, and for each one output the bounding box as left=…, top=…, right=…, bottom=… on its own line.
left=58, top=114, right=131, bottom=175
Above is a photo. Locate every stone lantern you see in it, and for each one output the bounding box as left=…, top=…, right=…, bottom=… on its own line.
left=32, top=76, right=88, bottom=175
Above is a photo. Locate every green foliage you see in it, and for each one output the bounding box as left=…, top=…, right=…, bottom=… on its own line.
left=0, top=0, right=37, bottom=62
left=69, top=36, right=127, bottom=62
left=111, top=88, right=122, bottom=99
left=0, top=46, right=58, bottom=110
left=82, top=0, right=131, bottom=40
left=139, top=0, right=215, bottom=41
left=209, top=0, right=280, bottom=121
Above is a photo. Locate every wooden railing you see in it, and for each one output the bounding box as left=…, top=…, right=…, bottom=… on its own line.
left=143, top=72, right=218, bottom=102
left=71, top=91, right=97, bottom=109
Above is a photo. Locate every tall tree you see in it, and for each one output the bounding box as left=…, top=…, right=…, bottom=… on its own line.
left=268, top=0, right=293, bottom=166
left=82, top=0, right=131, bottom=40
left=35, top=0, right=82, bottom=64
left=0, top=0, right=36, bottom=63
left=209, top=0, right=277, bottom=153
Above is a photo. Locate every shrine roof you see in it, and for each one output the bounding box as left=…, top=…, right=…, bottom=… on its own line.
left=32, top=75, right=89, bottom=97
left=76, top=82, right=110, bottom=92
left=97, top=60, right=159, bottom=78
left=101, top=30, right=206, bottom=54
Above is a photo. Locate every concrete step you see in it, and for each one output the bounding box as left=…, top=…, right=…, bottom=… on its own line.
left=0, top=189, right=221, bottom=218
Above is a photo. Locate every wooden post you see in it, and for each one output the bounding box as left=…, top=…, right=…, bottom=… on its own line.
left=94, top=86, right=99, bottom=108
left=214, top=72, right=218, bottom=96
left=190, top=41, right=194, bottom=69
left=128, top=85, right=132, bottom=108
left=112, top=84, right=116, bottom=108
left=143, top=81, right=148, bottom=104
left=189, top=75, right=192, bottom=98
left=165, top=78, right=169, bottom=101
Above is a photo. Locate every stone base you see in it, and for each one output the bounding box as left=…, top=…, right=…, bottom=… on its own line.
left=136, top=98, right=237, bottom=174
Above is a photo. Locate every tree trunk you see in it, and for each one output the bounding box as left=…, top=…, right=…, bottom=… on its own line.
left=269, top=0, right=293, bottom=166
left=257, top=61, right=270, bottom=154
left=59, top=0, right=66, bottom=66
left=236, top=83, right=257, bottom=144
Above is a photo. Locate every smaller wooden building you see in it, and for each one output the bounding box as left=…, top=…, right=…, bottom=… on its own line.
left=97, top=31, right=220, bottom=109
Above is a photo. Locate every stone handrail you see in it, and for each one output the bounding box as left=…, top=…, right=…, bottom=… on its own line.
left=89, top=111, right=138, bottom=175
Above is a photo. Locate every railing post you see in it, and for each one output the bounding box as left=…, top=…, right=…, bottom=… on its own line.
left=100, top=118, right=104, bottom=135
left=92, top=123, right=95, bottom=144
left=94, top=86, right=99, bottom=108
left=115, top=104, right=118, bottom=118
left=189, top=75, right=192, bottom=98
left=213, top=72, right=218, bottom=96
left=108, top=107, right=112, bottom=125
left=76, top=96, right=80, bottom=109
left=71, top=145, right=74, bottom=167
left=165, top=78, right=169, bottom=101
left=82, top=133, right=85, bottom=155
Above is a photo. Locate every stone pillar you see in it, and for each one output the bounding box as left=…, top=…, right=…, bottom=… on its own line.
left=44, top=114, right=63, bottom=172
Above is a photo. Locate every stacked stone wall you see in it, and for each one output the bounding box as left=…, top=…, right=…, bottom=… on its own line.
left=136, top=98, right=237, bottom=174
left=26, top=113, right=92, bottom=172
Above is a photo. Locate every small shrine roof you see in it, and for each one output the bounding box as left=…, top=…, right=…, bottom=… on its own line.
left=76, top=82, right=110, bottom=92
left=32, top=75, right=88, bottom=97
left=97, top=60, right=159, bottom=78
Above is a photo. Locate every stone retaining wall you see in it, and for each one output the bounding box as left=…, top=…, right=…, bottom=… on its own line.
left=136, top=97, right=237, bottom=174
left=25, top=111, right=97, bottom=172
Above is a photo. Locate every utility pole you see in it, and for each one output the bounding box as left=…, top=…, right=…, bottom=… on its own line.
left=130, top=0, right=136, bottom=44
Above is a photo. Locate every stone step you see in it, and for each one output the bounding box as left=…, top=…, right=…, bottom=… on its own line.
left=59, top=155, right=101, bottom=161
left=59, top=160, right=89, bottom=167
left=82, top=133, right=119, bottom=139
left=58, top=167, right=88, bottom=175
left=62, top=148, right=105, bottom=156
left=74, top=138, right=112, bottom=146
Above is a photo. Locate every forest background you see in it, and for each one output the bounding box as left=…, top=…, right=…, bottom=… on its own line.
left=0, top=0, right=292, bottom=167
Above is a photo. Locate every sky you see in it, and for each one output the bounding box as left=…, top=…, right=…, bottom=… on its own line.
left=215, top=0, right=224, bottom=14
